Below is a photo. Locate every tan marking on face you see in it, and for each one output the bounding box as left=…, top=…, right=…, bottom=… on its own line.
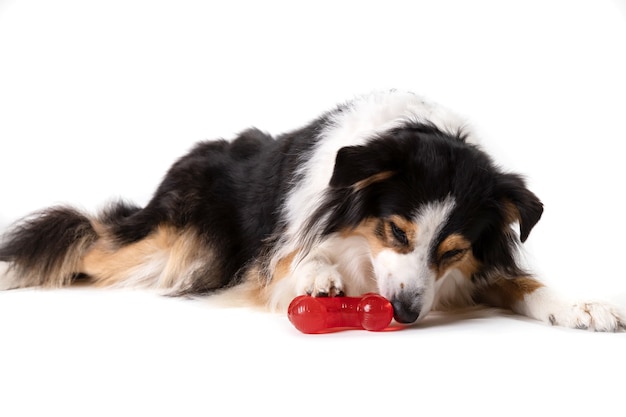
left=341, top=218, right=385, bottom=256
left=353, top=171, right=395, bottom=191
left=478, top=276, right=544, bottom=309
left=435, top=234, right=479, bottom=280
left=386, top=215, right=417, bottom=253
left=455, top=253, right=480, bottom=278
left=343, top=216, right=417, bottom=256
left=437, top=234, right=470, bottom=258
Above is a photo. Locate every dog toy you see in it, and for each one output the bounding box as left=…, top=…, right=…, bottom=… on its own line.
left=287, top=293, right=394, bottom=334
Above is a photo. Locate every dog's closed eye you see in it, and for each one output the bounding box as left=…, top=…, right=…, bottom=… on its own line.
left=389, top=221, right=409, bottom=246
left=440, top=248, right=466, bottom=262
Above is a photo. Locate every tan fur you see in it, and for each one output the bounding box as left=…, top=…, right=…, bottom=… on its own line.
left=435, top=233, right=479, bottom=280
left=345, top=216, right=417, bottom=256
left=216, top=250, right=300, bottom=309
left=477, top=276, right=544, bottom=309
left=353, top=171, right=395, bottom=191
left=259, top=251, right=299, bottom=304
left=273, top=251, right=297, bottom=283
left=83, top=225, right=171, bottom=286
left=437, top=234, right=470, bottom=259
left=159, top=228, right=212, bottom=289
left=386, top=215, right=417, bottom=253
left=217, top=266, right=267, bottom=308
left=455, top=254, right=480, bottom=279
left=341, top=218, right=385, bottom=255
left=502, top=200, right=521, bottom=225
left=82, top=225, right=212, bottom=293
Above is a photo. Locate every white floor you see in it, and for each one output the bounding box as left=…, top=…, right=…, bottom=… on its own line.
left=1, top=1, right=625, bottom=416
left=1, top=288, right=624, bottom=416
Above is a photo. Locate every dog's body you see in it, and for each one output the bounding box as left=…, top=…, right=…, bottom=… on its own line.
left=1, top=91, right=624, bottom=330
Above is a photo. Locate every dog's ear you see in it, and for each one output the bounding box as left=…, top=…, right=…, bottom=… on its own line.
left=498, top=173, right=544, bottom=242
left=329, top=145, right=398, bottom=189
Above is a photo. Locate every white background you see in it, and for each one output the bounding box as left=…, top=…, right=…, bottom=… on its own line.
left=1, top=1, right=625, bottom=416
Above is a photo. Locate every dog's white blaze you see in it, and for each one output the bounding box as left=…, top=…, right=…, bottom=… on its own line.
left=373, top=198, right=456, bottom=318
left=277, top=91, right=472, bottom=267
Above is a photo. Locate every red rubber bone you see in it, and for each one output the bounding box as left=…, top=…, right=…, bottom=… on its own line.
left=288, top=293, right=394, bottom=334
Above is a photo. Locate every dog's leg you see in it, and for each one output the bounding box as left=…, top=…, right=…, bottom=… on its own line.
left=478, top=276, right=626, bottom=331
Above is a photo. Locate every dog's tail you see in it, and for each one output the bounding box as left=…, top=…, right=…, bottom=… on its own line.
left=0, top=201, right=225, bottom=295
left=0, top=206, right=98, bottom=289
left=0, top=202, right=141, bottom=290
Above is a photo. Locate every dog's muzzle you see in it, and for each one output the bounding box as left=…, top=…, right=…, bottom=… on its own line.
left=391, top=291, right=423, bottom=324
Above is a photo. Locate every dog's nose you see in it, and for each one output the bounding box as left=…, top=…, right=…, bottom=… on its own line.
left=391, top=294, right=422, bottom=324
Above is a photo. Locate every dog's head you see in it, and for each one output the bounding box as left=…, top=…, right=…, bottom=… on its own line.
left=323, top=124, right=543, bottom=323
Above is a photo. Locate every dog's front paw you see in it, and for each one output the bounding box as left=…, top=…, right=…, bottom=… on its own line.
left=548, top=301, right=626, bottom=332
left=295, top=261, right=345, bottom=297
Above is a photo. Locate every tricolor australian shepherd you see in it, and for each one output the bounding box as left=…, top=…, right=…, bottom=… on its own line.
left=1, top=91, right=624, bottom=331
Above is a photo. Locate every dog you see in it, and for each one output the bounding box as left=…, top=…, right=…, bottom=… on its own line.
left=1, top=90, right=624, bottom=331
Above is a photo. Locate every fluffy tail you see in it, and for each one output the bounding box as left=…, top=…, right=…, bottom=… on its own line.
left=0, top=201, right=147, bottom=290
left=0, top=207, right=98, bottom=289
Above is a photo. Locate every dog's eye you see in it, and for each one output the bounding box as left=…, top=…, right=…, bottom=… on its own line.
left=440, top=248, right=465, bottom=262
left=390, top=222, right=409, bottom=246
